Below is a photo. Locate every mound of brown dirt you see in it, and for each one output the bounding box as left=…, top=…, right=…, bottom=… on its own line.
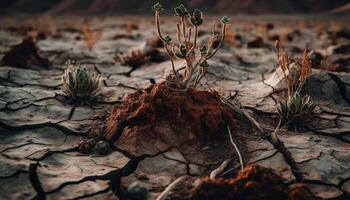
left=1, top=38, right=50, bottom=69
left=191, top=164, right=315, bottom=200
left=104, top=82, right=239, bottom=159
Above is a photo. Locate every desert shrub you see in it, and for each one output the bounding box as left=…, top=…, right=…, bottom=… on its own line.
left=278, top=93, right=316, bottom=126
left=152, top=3, right=230, bottom=90
left=62, top=61, right=101, bottom=104
left=275, top=41, right=316, bottom=128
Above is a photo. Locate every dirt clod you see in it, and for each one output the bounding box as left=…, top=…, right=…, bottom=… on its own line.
left=1, top=38, right=50, bottom=69
left=104, top=82, right=239, bottom=159
left=191, top=164, right=315, bottom=200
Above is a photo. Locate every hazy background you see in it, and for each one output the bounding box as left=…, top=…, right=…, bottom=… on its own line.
left=0, top=0, right=350, bottom=15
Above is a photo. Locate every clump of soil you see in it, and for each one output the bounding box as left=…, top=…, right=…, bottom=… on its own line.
left=146, top=37, right=163, bottom=48
left=247, top=37, right=265, bottom=48
left=104, top=82, right=239, bottom=159
left=118, top=48, right=166, bottom=69
left=191, top=164, right=315, bottom=200
left=1, top=38, right=50, bottom=69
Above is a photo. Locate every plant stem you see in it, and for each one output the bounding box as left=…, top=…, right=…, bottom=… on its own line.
left=181, top=17, right=186, bottom=43
left=206, top=23, right=226, bottom=60
left=155, top=11, right=179, bottom=80
left=155, top=12, right=165, bottom=42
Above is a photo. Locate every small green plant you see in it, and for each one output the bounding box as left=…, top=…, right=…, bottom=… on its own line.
left=152, top=3, right=230, bottom=90
left=62, top=61, right=101, bottom=104
left=278, top=93, right=316, bottom=126
left=275, top=41, right=316, bottom=128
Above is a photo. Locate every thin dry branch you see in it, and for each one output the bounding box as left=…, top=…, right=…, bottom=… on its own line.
left=210, top=159, right=230, bottom=180
left=227, top=125, right=244, bottom=172
left=156, top=176, right=187, bottom=200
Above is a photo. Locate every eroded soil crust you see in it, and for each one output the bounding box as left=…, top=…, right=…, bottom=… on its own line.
left=105, top=82, right=241, bottom=163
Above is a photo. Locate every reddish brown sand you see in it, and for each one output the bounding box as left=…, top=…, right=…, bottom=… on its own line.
left=105, top=82, right=237, bottom=147
left=191, top=164, right=315, bottom=200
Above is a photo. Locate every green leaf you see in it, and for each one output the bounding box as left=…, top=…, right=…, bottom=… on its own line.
left=190, top=17, right=203, bottom=27
left=175, top=52, right=186, bottom=59
left=152, top=2, right=164, bottom=13
left=221, top=16, right=230, bottom=24
left=200, top=61, right=209, bottom=68
left=164, top=35, right=172, bottom=43
left=179, top=44, right=187, bottom=55
left=200, top=45, right=207, bottom=55
left=193, top=9, right=202, bottom=19
left=62, top=61, right=101, bottom=104
left=175, top=44, right=187, bottom=59
left=174, top=4, right=189, bottom=16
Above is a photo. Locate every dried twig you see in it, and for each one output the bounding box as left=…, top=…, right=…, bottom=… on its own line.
left=209, top=159, right=230, bottom=180
left=227, top=125, right=244, bottom=172
left=220, top=96, right=265, bottom=134
left=156, top=176, right=187, bottom=200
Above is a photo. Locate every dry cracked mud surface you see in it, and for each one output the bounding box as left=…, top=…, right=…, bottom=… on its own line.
left=0, top=16, right=349, bottom=200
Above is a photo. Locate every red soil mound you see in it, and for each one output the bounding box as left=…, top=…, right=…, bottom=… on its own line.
left=192, top=164, right=315, bottom=200
left=1, top=38, right=50, bottom=69
left=104, top=82, right=238, bottom=157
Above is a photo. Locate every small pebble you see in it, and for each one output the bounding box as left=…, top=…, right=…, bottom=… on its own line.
left=127, top=182, right=148, bottom=200
left=78, top=140, right=93, bottom=154
left=96, top=140, right=111, bottom=155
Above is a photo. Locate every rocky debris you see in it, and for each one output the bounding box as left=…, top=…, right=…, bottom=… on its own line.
left=1, top=38, right=50, bottom=69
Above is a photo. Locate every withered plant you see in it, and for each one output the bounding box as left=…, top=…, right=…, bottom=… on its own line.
left=62, top=61, right=101, bottom=105
left=275, top=41, right=316, bottom=128
left=152, top=3, right=230, bottom=90
left=81, top=25, right=102, bottom=50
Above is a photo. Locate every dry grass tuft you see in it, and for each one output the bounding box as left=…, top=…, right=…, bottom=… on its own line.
left=81, top=25, right=102, bottom=50
left=275, top=40, right=316, bottom=128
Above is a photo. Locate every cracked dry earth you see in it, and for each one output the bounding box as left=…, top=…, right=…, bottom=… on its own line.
left=0, top=16, right=350, bottom=200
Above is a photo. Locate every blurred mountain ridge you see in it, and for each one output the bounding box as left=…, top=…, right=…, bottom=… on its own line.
left=1, top=0, right=349, bottom=14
